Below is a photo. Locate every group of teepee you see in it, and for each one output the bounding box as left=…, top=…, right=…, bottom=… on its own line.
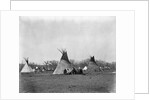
left=53, top=49, right=100, bottom=75
left=20, top=49, right=101, bottom=74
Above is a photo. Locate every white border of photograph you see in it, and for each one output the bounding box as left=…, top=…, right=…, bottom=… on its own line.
left=11, top=0, right=148, bottom=93
left=1, top=11, right=134, bottom=99
left=0, top=0, right=10, bottom=10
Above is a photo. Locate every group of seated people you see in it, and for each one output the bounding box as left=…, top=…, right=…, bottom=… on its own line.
left=63, top=67, right=83, bottom=75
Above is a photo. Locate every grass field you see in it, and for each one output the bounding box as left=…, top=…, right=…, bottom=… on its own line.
left=19, top=71, right=116, bottom=93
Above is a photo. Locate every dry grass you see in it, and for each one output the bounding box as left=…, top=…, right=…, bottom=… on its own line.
left=19, top=72, right=116, bottom=93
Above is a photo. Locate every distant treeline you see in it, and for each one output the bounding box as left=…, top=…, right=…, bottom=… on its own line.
left=19, top=59, right=116, bottom=72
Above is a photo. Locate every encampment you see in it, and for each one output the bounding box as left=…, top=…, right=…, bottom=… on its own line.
left=53, top=49, right=73, bottom=74
left=21, top=58, right=34, bottom=73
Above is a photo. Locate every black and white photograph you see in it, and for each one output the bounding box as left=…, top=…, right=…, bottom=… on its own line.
left=19, top=16, right=116, bottom=93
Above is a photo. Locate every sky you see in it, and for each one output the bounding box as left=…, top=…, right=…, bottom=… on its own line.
left=19, top=16, right=116, bottom=64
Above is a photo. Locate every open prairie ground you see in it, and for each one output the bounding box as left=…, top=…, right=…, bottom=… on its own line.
left=19, top=72, right=116, bottom=93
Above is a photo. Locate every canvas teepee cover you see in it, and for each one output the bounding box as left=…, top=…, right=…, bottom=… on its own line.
left=87, top=56, right=99, bottom=73
left=53, top=49, right=73, bottom=74
left=21, top=58, right=33, bottom=73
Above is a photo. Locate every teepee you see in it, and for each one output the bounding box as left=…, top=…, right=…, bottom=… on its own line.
left=21, top=58, right=33, bottom=73
left=87, top=56, right=99, bottom=73
left=53, top=49, right=73, bottom=74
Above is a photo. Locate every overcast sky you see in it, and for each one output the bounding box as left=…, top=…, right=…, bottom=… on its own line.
left=19, top=16, right=116, bottom=64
